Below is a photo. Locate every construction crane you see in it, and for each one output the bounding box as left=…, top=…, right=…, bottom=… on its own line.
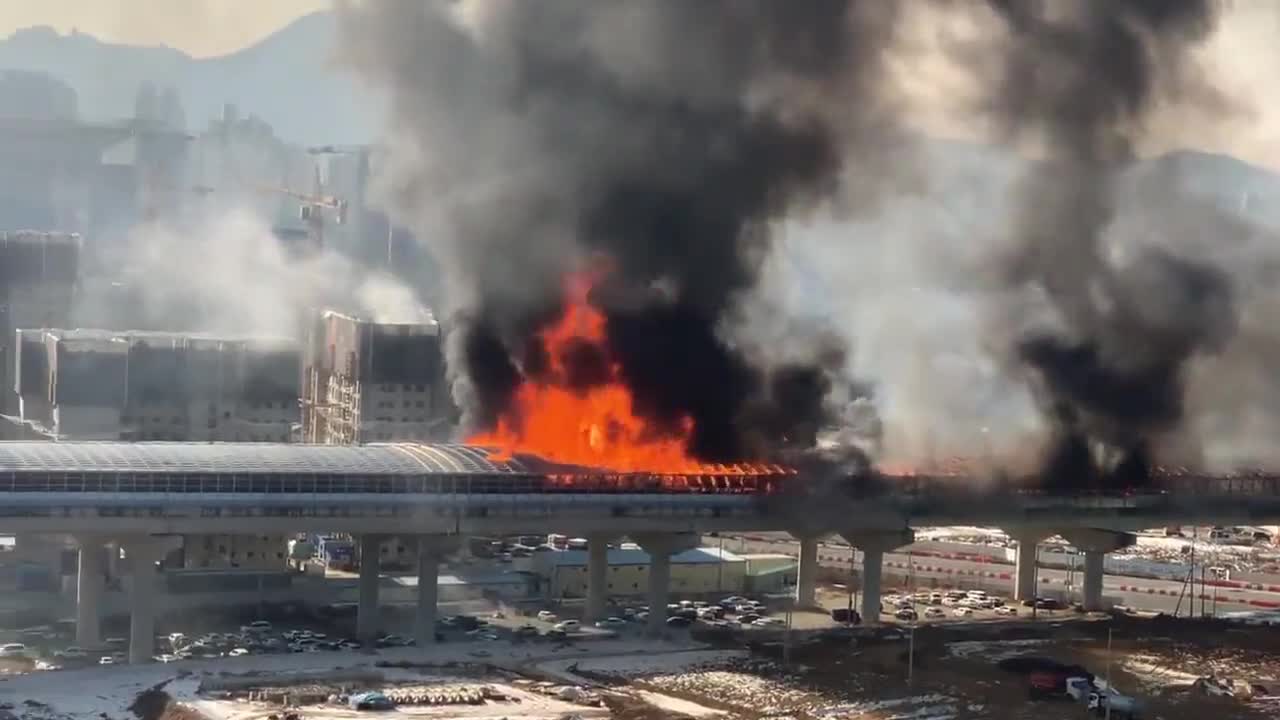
left=256, top=170, right=349, bottom=250
left=307, top=144, right=390, bottom=263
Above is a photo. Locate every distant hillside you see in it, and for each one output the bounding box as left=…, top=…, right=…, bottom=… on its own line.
left=0, top=11, right=376, bottom=145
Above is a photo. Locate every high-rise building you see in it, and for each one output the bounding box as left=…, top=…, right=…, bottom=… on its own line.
left=301, top=309, right=451, bottom=445
left=13, top=329, right=298, bottom=443
left=0, top=232, right=79, bottom=417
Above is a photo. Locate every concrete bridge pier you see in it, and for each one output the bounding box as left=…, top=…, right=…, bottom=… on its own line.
left=414, top=535, right=458, bottom=647
left=1061, top=529, right=1136, bottom=611
left=74, top=535, right=107, bottom=649
left=121, top=536, right=177, bottom=664
left=357, top=534, right=387, bottom=644
left=1008, top=529, right=1050, bottom=601
left=635, top=533, right=699, bottom=637
left=585, top=534, right=616, bottom=623
left=792, top=532, right=824, bottom=609
left=841, top=529, right=914, bottom=626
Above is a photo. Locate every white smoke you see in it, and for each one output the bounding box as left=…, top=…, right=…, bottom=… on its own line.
left=79, top=203, right=428, bottom=337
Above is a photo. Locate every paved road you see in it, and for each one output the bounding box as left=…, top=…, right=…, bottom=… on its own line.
left=719, top=534, right=1280, bottom=616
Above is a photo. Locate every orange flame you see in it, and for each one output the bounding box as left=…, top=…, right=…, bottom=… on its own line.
left=468, top=271, right=778, bottom=475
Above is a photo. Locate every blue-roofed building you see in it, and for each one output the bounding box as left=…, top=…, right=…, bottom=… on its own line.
left=534, top=544, right=746, bottom=599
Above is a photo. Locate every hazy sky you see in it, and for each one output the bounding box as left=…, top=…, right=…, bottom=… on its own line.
left=0, top=0, right=327, bottom=57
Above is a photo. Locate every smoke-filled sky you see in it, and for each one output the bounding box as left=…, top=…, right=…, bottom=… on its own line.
left=327, top=0, right=1280, bottom=480
left=20, top=1, right=1280, bottom=479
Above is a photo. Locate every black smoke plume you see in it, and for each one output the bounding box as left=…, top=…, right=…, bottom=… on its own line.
left=985, top=0, right=1238, bottom=488
left=336, top=1, right=902, bottom=462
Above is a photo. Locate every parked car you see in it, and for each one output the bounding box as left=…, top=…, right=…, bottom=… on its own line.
left=595, top=617, right=627, bottom=628
left=924, top=607, right=946, bottom=619
left=665, top=616, right=692, bottom=628
left=537, top=611, right=558, bottom=622
left=894, top=608, right=918, bottom=621
left=1087, top=689, right=1142, bottom=719
left=953, top=607, right=974, bottom=618
left=830, top=607, right=861, bottom=624
left=737, top=613, right=761, bottom=624
left=752, top=617, right=786, bottom=627
left=0, top=644, right=26, bottom=658
left=995, top=606, right=1018, bottom=616
left=553, top=620, right=580, bottom=632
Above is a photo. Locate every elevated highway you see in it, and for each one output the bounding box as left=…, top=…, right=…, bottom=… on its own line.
left=1, top=441, right=1277, bottom=662
left=0, top=443, right=1277, bottom=536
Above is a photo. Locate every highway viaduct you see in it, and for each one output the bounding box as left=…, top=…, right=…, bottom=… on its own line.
left=0, top=441, right=1277, bottom=663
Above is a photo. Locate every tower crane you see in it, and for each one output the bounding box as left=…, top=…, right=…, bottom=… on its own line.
left=256, top=170, right=349, bottom=250
left=307, top=145, right=386, bottom=262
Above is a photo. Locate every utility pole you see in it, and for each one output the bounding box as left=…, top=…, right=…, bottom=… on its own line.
left=1104, top=628, right=1114, bottom=720
left=717, top=534, right=724, bottom=593
left=1031, top=541, right=1040, bottom=621
left=784, top=603, right=794, bottom=666
left=847, top=545, right=856, bottom=626
left=907, top=622, right=915, bottom=687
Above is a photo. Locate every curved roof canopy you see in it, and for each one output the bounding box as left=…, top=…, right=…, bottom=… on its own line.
left=0, top=442, right=534, bottom=475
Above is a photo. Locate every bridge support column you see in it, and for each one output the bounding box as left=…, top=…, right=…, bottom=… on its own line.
left=357, top=534, right=386, bottom=644
left=1008, top=530, right=1049, bottom=602
left=1082, top=551, right=1104, bottom=611
left=636, top=533, right=699, bottom=637
left=75, top=536, right=106, bottom=649
left=585, top=534, right=614, bottom=623
left=1060, top=529, right=1135, bottom=612
left=842, top=529, right=914, bottom=626
left=793, top=533, right=822, bottom=609
left=122, top=537, right=170, bottom=665
left=414, top=538, right=439, bottom=647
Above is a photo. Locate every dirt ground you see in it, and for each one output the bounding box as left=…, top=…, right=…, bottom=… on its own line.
left=562, top=616, right=1280, bottom=719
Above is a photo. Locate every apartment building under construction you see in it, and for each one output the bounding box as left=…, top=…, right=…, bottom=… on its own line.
left=301, top=309, right=450, bottom=444
left=13, top=328, right=299, bottom=442
left=0, top=231, right=79, bottom=418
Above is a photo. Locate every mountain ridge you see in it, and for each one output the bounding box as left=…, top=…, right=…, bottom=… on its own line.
left=0, top=11, right=375, bottom=145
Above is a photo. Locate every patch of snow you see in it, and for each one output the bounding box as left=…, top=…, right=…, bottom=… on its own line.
left=817, top=694, right=957, bottom=719
left=563, top=649, right=748, bottom=678
left=945, top=638, right=1049, bottom=661
left=0, top=637, right=700, bottom=720
left=632, top=689, right=726, bottom=717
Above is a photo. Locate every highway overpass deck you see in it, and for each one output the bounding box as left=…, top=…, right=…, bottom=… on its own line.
left=0, top=442, right=1276, bottom=534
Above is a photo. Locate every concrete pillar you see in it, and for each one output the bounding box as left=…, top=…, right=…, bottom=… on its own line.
left=635, top=533, right=699, bottom=638
left=1009, top=531, right=1049, bottom=601
left=357, top=534, right=385, bottom=643
left=840, top=529, right=914, bottom=627
left=1059, top=529, right=1135, bottom=612
left=585, top=535, right=612, bottom=623
left=122, top=538, right=165, bottom=665
left=647, top=551, right=671, bottom=636
left=861, top=547, right=884, bottom=624
left=794, top=535, right=820, bottom=608
left=75, top=538, right=105, bottom=648
left=414, top=539, right=440, bottom=647
left=107, top=541, right=122, bottom=580
left=1083, top=551, right=1104, bottom=611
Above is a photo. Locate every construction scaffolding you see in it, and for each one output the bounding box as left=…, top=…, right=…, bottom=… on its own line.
left=301, top=309, right=449, bottom=445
